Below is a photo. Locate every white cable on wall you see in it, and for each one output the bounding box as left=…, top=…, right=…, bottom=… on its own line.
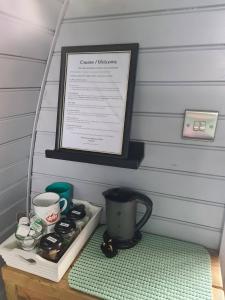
left=26, top=0, right=69, bottom=216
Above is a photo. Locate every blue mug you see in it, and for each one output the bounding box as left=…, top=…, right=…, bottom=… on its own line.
left=45, top=182, right=73, bottom=215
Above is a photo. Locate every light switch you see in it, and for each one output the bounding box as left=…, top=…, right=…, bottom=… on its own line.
left=193, top=121, right=200, bottom=131
left=199, top=121, right=206, bottom=131
left=182, top=110, right=218, bottom=140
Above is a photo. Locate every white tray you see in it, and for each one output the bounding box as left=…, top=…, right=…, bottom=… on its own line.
left=0, top=199, right=102, bottom=282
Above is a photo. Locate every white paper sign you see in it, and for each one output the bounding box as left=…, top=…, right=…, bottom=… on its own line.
left=60, top=51, right=131, bottom=155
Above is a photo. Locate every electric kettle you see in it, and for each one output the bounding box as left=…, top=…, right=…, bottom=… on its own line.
left=102, top=187, right=153, bottom=254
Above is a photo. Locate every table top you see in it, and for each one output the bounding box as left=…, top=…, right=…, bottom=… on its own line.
left=1, top=254, right=224, bottom=300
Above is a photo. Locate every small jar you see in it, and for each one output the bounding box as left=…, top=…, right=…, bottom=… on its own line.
left=15, top=234, right=37, bottom=251
left=66, top=204, right=89, bottom=231
left=38, top=233, right=63, bottom=262
left=54, top=219, right=77, bottom=246
left=15, top=223, right=42, bottom=251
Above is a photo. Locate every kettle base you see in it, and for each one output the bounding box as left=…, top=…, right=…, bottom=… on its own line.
left=103, top=230, right=142, bottom=249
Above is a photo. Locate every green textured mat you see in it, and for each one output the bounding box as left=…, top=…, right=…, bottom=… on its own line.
left=68, top=227, right=212, bottom=300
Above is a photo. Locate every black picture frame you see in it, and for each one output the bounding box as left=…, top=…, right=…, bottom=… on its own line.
left=55, top=43, right=139, bottom=159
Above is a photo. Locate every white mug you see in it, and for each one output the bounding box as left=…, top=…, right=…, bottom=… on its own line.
left=32, top=192, right=67, bottom=228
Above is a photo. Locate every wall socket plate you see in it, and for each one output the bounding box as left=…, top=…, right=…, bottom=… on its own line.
left=182, top=110, right=218, bottom=140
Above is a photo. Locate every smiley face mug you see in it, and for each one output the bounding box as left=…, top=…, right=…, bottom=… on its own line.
left=32, top=192, right=67, bottom=231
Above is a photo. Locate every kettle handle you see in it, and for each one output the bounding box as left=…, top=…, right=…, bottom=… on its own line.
left=134, top=192, right=153, bottom=232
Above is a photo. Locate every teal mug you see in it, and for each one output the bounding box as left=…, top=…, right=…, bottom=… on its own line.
left=45, top=182, right=73, bottom=215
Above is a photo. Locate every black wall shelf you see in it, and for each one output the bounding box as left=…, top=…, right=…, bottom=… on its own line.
left=46, top=141, right=144, bottom=170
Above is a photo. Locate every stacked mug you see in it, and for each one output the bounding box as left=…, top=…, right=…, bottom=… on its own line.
left=33, top=182, right=74, bottom=232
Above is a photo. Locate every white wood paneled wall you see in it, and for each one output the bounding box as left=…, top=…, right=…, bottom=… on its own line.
left=0, top=1, right=63, bottom=298
left=34, top=0, right=225, bottom=254
left=0, top=0, right=63, bottom=242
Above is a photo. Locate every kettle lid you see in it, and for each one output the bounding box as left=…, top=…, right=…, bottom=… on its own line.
left=102, top=187, right=136, bottom=202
